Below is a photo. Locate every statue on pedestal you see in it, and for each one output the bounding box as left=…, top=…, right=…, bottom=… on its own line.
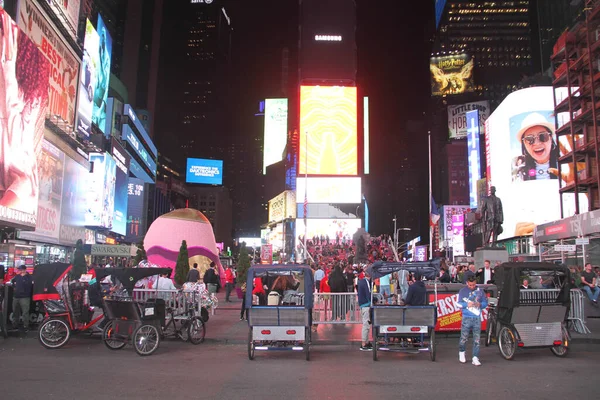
left=480, top=186, right=504, bottom=247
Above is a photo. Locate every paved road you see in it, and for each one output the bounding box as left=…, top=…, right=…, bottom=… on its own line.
left=0, top=333, right=597, bottom=400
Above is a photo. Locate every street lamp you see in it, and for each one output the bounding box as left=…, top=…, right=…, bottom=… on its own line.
left=392, top=215, right=411, bottom=251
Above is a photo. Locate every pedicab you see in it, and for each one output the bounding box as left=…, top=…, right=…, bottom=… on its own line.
left=485, top=262, right=570, bottom=360
left=246, top=264, right=314, bottom=361
left=366, top=259, right=441, bottom=361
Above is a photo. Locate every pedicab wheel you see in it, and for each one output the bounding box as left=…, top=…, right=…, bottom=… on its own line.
left=188, top=316, right=206, bottom=345
left=102, top=321, right=126, bottom=350
left=38, top=318, right=71, bottom=349
left=133, top=324, right=160, bottom=356
left=304, top=327, right=310, bottom=361
left=498, top=326, right=517, bottom=360
left=550, top=325, right=569, bottom=357
left=247, top=328, right=255, bottom=360
left=200, top=307, right=209, bottom=323
left=429, top=329, right=436, bottom=362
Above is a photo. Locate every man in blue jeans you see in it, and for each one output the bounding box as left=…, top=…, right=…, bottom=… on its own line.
left=581, top=263, right=600, bottom=304
left=457, top=276, right=488, bottom=366
left=11, top=265, right=33, bottom=332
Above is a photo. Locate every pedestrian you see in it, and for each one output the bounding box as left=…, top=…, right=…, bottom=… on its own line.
left=240, top=282, right=248, bottom=321
left=203, top=262, right=219, bottom=294
left=224, top=265, right=235, bottom=302
left=457, top=276, right=488, bottom=366
left=314, top=265, right=325, bottom=293
left=11, top=265, right=33, bottom=332
left=186, top=263, right=200, bottom=283
left=357, top=267, right=373, bottom=351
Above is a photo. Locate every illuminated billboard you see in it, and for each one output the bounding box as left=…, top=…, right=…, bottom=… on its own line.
left=60, top=157, right=88, bottom=245
left=440, top=205, right=469, bottom=242
left=186, top=158, right=223, bottom=185
left=294, top=218, right=361, bottom=247
left=448, top=101, right=490, bottom=139
left=46, top=0, right=81, bottom=40
left=364, top=97, right=370, bottom=175
left=0, top=9, right=50, bottom=229
left=430, top=54, right=474, bottom=96
left=105, top=97, right=124, bottom=139
left=268, top=191, right=297, bottom=223
left=92, top=15, right=112, bottom=134
left=299, top=86, right=357, bottom=175
left=17, top=0, right=80, bottom=130
left=76, top=19, right=99, bottom=137
left=111, top=139, right=130, bottom=236
left=452, top=214, right=465, bottom=256
left=86, top=153, right=116, bottom=228
left=466, top=110, right=481, bottom=209
left=485, top=86, right=586, bottom=240
left=263, top=98, right=288, bottom=174
left=296, top=177, right=361, bottom=204
left=126, top=178, right=146, bottom=243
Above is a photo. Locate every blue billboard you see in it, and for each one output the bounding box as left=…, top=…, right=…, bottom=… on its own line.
left=186, top=158, right=223, bottom=185
left=123, top=124, right=157, bottom=175
left=466, top=110, right=481, bottom=209
left=86, top=153, right=116, bottom=228
left=92, top=15, right=112, bottom=134
left=125, top=177, right=146, bottom=243
left=111, top=139, right=130, bottom=236
left=435, top=0, right=447, bottom=29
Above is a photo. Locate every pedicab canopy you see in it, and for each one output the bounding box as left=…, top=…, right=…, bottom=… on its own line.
left=32, top=263, right=72, bottom=301
left=493, top=262, right=571, bottom=309
left=95, top=267, right=173, bottom=296
left=367, top=259, right=442, bottom=281
left=245, top=264, right=315, bottom=309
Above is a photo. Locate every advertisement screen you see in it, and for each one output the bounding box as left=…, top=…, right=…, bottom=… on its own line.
left=466, top=110, right=481, bottom=209
left=125, top=177, right=146, bottom=243
left=47, top=0, right=81, bottom=39
left=105, top=97, right=124, bottom=139
left=452, top=214, right=465, bottom=256
left=124, top=104, right=157, bottom=157
left=299, top=86, right=357, bottom=175
left=430, top=54, right=474, bottom=96
left=18, top=0, right=80, bottom=130
left=485, top=87, right=586, bottom=240
left=435, top=0, right=447, bottom=28
left=268, top=190, right=296, bottom=223
left=111, top=139, right=130, bottom=236
left=448, top=101, right=490, bottom=139
left=19, top=140, right=65, bottom=243
left=86, top=153, right=116, bottom=228
left=294, top=218, right=361, bottom=246
left=0, top=10, right=50, bottom=228
left=263, top=98, right=288, bottom=174
left=60, top=157, right=88, bottom=245
left=92, top=15, right=112, bottom=134
left=76, top=19, right=98, bottom=137
left=122, top=125, right=157, bottom=175
left=186, top=158, right=223, bottom=185
left=295, top=177, right=361, bottom=204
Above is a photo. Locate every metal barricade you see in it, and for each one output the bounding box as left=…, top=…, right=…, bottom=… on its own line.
left=133, top=289, right=216, bottom=317
left=312, top=293, right=361, bottom=324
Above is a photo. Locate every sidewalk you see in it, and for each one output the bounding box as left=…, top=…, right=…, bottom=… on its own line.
left=210, top=291, right=600, bottom=346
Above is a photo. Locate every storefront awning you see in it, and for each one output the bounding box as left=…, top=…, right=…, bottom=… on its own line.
left=533, top=209, right=600, bottom=244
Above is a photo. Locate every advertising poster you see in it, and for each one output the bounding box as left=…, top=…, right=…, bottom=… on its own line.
left=447, top=101, right=490, bottom=139
left=485, top=87, right=586, bottom=240
left=86, top=153, right=116, bottom=228
left=46, top=0, right=81, bottom=39
left=17, top=0, right=80, bottom=130
left=299, top=86, right=358, bottom=175
left=60, top=157, right=87, bottom=245
left=92, top=15, right=112, bottom=134
left=260, top=244, right=273, bottom=264
left=0, top=10, right=50, bottom=228
left=263, top=98, right=288, bottom=174
left=111, top=139, right=130, bottom=236
left=467, top=110, right=481, bottom=209
left=105, top=97, right=124, bottom=139
left=428, top=292, right=489, bottom=332
left=430, top=53, right=474, bottom=96
left=452, top=214, right=465, bottom=256
left=186, top=158, right=223, bottom=185
left=76, top=19, right=98, bottom=137
left=414, top=245, right=428, bottom=261
left=19, top=140, right=65, bottom=243
left=125, top=177, right=146, bottom=243
left=441, top=205, right=469, bottom=242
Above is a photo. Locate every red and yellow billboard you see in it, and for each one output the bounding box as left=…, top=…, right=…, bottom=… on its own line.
left=299, top=86, right=357, bottom=175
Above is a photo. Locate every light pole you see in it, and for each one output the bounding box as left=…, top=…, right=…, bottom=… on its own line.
left=393, top=215, right=410, bottom=251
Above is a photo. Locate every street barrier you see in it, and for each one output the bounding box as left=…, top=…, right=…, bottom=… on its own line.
left=133, top=289, right=217, bottom=316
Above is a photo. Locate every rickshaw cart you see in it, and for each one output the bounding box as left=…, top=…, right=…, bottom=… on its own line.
left=367, top=260, right=441, bottom=362
left=486, top=262, right=570, bottom=360
left=245, top=265, right=314, bottom=361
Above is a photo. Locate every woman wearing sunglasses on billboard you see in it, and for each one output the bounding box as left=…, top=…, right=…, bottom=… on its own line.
left=516, top=112, right=558, bottom=181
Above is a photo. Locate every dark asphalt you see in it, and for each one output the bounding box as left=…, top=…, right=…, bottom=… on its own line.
left=0, top=332, right=597, bottom=400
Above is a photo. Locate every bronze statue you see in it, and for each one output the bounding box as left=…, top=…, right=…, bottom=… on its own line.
left=480, top=186, right=504, bottom=247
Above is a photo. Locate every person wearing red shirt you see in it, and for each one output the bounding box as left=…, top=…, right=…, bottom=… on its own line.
left=252, top=277, right=266, bottom=305
left=224, top=266, right=235, bottom=302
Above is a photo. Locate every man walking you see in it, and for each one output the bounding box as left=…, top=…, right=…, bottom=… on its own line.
left=203, top=262, right=219, bottom=294
left=314, top=265, right=325, bottom=293
left=457, top=276, right=488, bottom=366
left=224, top=265, right=235, bottom=302
left=357, top=268, right=372, bottom=351
left=186, top=263, right=200, bottom=283
left=11, top=265, right=33, bottom=332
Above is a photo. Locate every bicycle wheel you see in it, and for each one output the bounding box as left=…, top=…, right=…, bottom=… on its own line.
left=485, top=313, right=495, bottom=347
left=187, top=316, right=206, bottom=345
left=372, top=327, right=378, bottom=361
left=102, top=321, right=126, bottom=350
left=498, top=326, right=516, bottom=360
left=304, top=327, right=310, bottom=361
left=550, top=324, right=569, bottom=357
left=247, top=327, right=255, bottom=360
left=429, top=329, right=436, bottom=362
left=38, top=318, right=71, bottom=349
left=133, top=324, right=160, bottom=356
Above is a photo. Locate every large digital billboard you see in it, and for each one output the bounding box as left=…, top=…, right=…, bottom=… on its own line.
left=17, top=0, right=80, bottom=130
left=123, top=125, right=157, bottom=175
left=299, top=86, right=357, bottom=175
left=448, top=101, right=490, bottom=139
left=76, top=19, right=98, bottom=137
left=485, top=86, right=586, bottom=240
left=268, top=191, right=296, bottom=223
left=125, top=177, right=146, bottom=243
left=263, top=98, right=288, bottom=174
left=294, top=218, right=361, bottom=247
left=186, top=158, right=223, bottom=185
left=111, top=139, right=130, bottom=236
left=105, top=97, right=124, bottom=139
left=430, top=54, right=474, bottom=96
left=86, top=153, right=116, bottom=228
left=295, top=177, right=361, bottom=204
left=92, top=15, right=112, bottom=134
left=19, top=140, right=65, bottom=243
left=60, top=157, right=88, bottom=245
left=0, top=9, right=50, bottom=229
left=46, top=0, right=81, bottom=40
left=466, top=110, right=481, bottom=209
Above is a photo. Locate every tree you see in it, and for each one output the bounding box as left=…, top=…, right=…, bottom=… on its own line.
left=71, top=239, right=86, bottom=280
left=174, top=240, right=190, bottom=286
left=236, top=242, right=251, bottom=288
left=133, top=240, right=147, bottom=266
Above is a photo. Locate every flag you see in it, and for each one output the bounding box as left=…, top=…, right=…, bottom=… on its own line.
left=303, top=194, right=308, bottom=221
left=430, top=196, right=440, bottom=227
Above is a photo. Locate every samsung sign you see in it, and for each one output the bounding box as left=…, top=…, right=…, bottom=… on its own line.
left=466, top=110, right=481, bottom=209
left=186, top=158, right=223, bottom=185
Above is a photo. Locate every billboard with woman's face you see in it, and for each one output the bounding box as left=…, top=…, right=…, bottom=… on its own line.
left=485, top=87, right=586, bottom=241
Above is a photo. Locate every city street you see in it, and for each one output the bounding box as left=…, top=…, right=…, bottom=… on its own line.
left=1, top=330, right=597, bottom=400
